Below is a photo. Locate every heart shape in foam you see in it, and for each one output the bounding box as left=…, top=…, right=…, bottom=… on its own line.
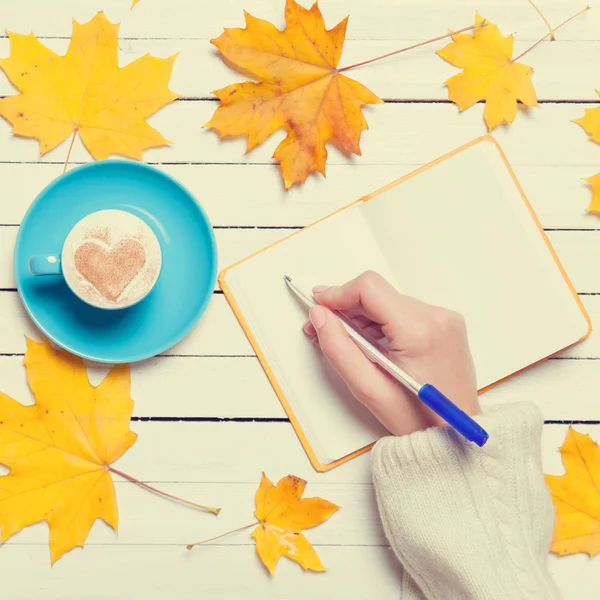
left=73, top=239, right=147, bottom=302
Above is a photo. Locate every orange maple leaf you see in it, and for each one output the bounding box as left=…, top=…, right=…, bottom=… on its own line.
left=545, top=427, right=600, bottom=557
left=206, top=0, right=382, bottom=190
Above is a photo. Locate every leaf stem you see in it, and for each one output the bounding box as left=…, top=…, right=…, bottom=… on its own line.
left=337, top=23, right=482, bottom=73
left=186, top=521, right=258, bottom=550
left=527, top=0, right=556, bottom=40
left=63, top=129, right=77, bottom=173
left=512, top=5, right=590, bottom=63
left=108, top=466, right=221, bottom=515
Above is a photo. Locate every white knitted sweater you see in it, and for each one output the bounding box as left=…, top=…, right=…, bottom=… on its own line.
left=371, top=402, right=562, bottom=599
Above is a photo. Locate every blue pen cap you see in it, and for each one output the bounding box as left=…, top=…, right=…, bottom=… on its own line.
left=418, top=384, right=489, bottom=447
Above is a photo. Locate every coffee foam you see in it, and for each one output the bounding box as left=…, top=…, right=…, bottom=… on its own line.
left=62, top=210, right=162, bottom=309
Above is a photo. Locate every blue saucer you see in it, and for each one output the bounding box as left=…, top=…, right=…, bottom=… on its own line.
left=14, top=161, right=217, bottom=363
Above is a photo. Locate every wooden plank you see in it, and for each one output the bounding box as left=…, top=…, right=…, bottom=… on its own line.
left=547, top=231, right=600, bottom=294
left=0, top=421, right=595, bottom=548
left=0, top=103, right=596, bottom=168
left=0, top=354, right=284, bottom=418
left=3, top=419, right=591, bottom=487
left=0, top=0, right=596, bottom=42
left=87, top=421, right=375, bottom=483
left=219, top=230, right=600, bottom=295
left=0, top=546, right=403, bottom=600
left=478, top=358, right=600, bottom=419
left=3, top=228, right=600, bottom=291
left=78, top=354, right=600, bottom=421
left=0, top=163, right=597, bottom=229
left=1, top=350, right=600, bottom=420
left=0, top=289, right=598, bottom=359
left=6, top=479, right=387, bottom=547
left=1, top=37, right=599, bottom=101
left=550, top=554, right=600, bottom=600
left=0, top=422, right=592, bottom=533
left=0, top=544, right=593, bottom=600
left=0, top=291, right=254, bottom=356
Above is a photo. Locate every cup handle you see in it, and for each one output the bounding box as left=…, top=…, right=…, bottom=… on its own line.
left=29, top=255, right=62, bottom=276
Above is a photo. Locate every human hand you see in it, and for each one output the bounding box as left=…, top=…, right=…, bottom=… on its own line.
left=303, top=271, right=480, bottom=436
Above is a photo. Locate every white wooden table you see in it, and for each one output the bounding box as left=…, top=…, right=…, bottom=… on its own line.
left=0, top=0, right=598, bottom=597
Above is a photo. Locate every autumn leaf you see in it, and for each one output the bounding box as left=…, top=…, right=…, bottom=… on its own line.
left=0, top=338, right=219, bottom=564
left=574, top=97, right=600, bottom=213
left=437, top=12, right=538, bottom=130
left=545, top=427, right=600, bottom=557
left=0, top=338, right=137, bottom=563
left=206, top=0, right=382, bottom=190
left=582, top=173, right=600, bottom=213
left=187, top=473, right=339, bottom=575
left=0, top=12, right=178, bottom=166
left=574, top=93, right=600, bottom=144
left=250, top=474, right=339, bottom=574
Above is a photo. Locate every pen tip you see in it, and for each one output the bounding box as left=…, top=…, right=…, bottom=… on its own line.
left=284, top=275, right=292, bottom=283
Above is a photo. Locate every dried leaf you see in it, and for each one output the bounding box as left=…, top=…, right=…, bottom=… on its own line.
left=0, top=12, right=178, bottom=161
left=545, top=427, right=600, bottom=557
left=437, top=12, right=538, bottom=130
left=0, top=338, right=137, bottom=564
left=206, top=0, right=382, bottom=189
left=252, top=473, right=339, bottom=574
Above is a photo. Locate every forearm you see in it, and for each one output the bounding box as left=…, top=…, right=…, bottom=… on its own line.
left=372, top=402, right=562, bottom=600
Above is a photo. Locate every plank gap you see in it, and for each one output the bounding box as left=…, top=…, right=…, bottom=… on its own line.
left=131, top=416, right=290, bottom=423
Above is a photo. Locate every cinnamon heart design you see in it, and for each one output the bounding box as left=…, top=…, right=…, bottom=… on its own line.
left=73, top=239, right=147, bottom=302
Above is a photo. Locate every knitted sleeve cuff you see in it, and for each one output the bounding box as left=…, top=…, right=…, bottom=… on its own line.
left=372, top=401, right=544, bottom=479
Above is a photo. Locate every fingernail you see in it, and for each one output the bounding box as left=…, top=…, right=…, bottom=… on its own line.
left=309, top=306, right=326, bottom=330
left=312, top=285, right=329, bottom=294
left=302, top=321, right=313, bottom=334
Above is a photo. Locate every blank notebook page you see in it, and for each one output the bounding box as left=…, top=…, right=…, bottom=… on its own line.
left=222, top=205, right=391, bottom=465
left=361, top=139, right=590, bottom=389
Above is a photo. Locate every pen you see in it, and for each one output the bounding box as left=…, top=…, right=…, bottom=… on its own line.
left=284, top=275, right=489, bottom=447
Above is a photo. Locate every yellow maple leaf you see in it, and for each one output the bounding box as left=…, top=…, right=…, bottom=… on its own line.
left=0, top=338, right=137, bottom=564
left=582, top=173, right=600, bottom=213
left=0, top=12, right=178, bottom=162
left=545, top=427, right=600, bottom=557
left=437, top=12, right=538, bottom=130
left=574, top=92, right=600, bottom=213
left=206, top=0, right=382, bottom=190
left=252, top=473, right=339, bottom=574
left=574, top=93, right=600, bottom=144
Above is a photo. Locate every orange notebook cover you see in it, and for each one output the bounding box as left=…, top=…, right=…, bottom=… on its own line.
left=219, top=136, right=592, bottom=472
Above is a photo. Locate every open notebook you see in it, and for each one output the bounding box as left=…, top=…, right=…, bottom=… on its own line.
left=220, top=136, right=592, bottom=472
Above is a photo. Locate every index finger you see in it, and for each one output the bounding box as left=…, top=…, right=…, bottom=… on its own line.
left=312, top=271, right=401, bottom=325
